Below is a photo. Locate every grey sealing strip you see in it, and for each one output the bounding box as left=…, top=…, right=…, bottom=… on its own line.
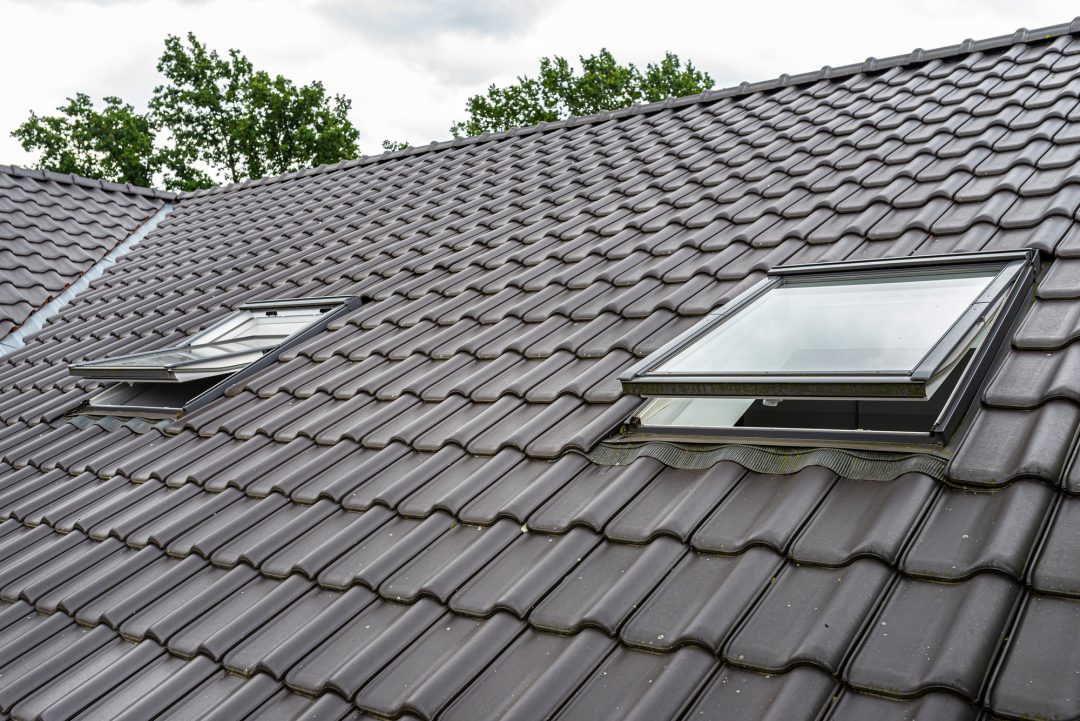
left=583, top=441, right=948, bottom=482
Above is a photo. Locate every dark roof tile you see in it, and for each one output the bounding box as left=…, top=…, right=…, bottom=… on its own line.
left=790, top=474, right=937, bottom=566
left=948, top=402, right=1080, bottom=486
left=621, top=546, right=781, bottom=652
left=530, top=536, right=685, bottom=634
left=728, top=558, right=892, bottom=673
left=827, top=689, right=976, bottom=721
left=448, top=525, right=598, bottom=620
left=691, top=467, right=837, bottom=553
left=988, top=593, right=1080, bottom=720
left=845, top=574, right=1021, bottom=698
left=440, top=627, right=614, bottom=721
left=681, top=665, right=835, bottom=721
left=554, top=644, right=717, bottom=721
left=605, top=461, right=744, bottom=542
left=355, top=610, right=523, bottom=719
left=901, top=480, right=1053, bottom=580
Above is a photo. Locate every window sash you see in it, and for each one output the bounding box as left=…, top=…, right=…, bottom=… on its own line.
left=69, top=297, right=353, bottom=383
left=620, top=250, right=1035, bottom=400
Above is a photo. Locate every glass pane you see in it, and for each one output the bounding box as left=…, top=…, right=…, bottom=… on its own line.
left=659, top=270, right=996, bottom=375
left=86, top=340, right=273, bottom=369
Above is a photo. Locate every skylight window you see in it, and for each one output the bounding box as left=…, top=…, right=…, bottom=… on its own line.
left=69, top=296, right=360, bottom=418
left=620, top=250, right=1038, bottom=445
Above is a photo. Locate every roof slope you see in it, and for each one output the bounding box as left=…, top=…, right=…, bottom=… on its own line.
left=0, top=19, right=1079, bottom=721
left=0, top=165, right=170, bottom=346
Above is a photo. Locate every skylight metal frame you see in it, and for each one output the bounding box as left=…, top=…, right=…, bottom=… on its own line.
left=620, top=250, right=1038, bottom=401
left=72, top=295, right=362, bottom=418
left=71, top=297, right=357, bottom=383
left=618, top=249, right=1039, bottom=447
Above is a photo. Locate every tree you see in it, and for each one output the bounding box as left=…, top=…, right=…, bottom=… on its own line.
left=451, top=50, right=714, bottom=137
left=13, top=33, right=360, bottom=191
left=151, top=33, right=359, bottom=190
left=11, top=94, right=158, bottom=187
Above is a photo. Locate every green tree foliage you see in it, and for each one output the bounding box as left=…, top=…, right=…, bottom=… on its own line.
left=11, top=94, right=157, bottom=187
left=381, top=139, right=411, bottom=152
left=13, top=33, right=360, bottom=191
left=451, top=49, right=714, bottom=137
left=151, top=33, right=359, bottom=190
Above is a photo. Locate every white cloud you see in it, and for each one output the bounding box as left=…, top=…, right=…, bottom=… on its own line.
left=316, top=0, right=548, bottom=39
left=1, top=0, right=1077, bottom=170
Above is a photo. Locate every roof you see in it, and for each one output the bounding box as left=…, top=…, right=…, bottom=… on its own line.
left=0, top=165, right=172, bottom=349
left=1, top=17, right=1080, bottom=721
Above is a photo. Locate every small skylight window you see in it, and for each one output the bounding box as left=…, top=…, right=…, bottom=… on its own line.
left=620, top=250, right=1038, bottom=446
left=69, top=296, right=360, bottom=418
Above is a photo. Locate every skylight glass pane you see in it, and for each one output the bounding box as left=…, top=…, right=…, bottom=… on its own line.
left=659, top=269, right=995, bottom=375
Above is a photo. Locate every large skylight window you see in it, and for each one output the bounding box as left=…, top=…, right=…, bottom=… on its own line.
left=69, top=296, right=359, bottom=418
left=620, top=250, right=1038, bottom=445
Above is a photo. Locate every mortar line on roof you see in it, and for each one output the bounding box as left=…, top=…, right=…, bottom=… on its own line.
left=181, top=20, right=1080, bottom=199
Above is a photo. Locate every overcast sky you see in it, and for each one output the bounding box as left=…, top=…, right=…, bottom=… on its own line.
left=1, top=0, right=1077, bottom=166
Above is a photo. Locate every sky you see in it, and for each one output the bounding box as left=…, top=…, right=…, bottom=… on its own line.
left=0, top=0, right=1077, bottom=166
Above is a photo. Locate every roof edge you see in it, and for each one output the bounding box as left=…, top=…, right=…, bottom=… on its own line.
left=0, top=164, right=175, bottom=201
left=184, top=17, right=1080, bottom=199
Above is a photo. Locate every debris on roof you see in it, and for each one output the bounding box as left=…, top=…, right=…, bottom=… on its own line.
left=1, top=18, right=1080, bottom=721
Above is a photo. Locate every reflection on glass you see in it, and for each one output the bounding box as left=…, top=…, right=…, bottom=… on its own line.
left=659, top=270, right=995, bottom=375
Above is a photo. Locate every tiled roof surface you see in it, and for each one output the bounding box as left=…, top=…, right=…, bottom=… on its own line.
left=1, top=20, right=1080, bottom=721
left=0, top=165, right=170, bottom=345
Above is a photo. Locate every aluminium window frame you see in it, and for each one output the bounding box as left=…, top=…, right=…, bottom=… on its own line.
left=619, top=249, right=1039, bottom=446
left=620, top=250, right=1038, bottom=401
left=74, top=295, right=363, bottom=418
left=70, top=297, right=358, bottom=383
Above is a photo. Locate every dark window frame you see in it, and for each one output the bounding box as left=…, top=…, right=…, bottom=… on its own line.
left=620, top=249, right=1039, bottom=446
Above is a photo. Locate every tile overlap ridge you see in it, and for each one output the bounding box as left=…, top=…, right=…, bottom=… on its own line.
left=0, top=164, right=174, bottom=201
left=185, top=17, right=1080, bottom=198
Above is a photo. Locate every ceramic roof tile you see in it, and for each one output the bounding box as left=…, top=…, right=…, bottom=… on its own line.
left=728, top=558, right=892, bottom=673
left=620, top=545, right=781, bottom=652
left=988, top=593, right=1080, bottom=720
left=790, top=474, right=937, bottom=566
left=553, top=644, right=717, bottom=721
left=948, top=402, right=1080, bottom=486
left=691, top=467, right=837, bottom=553
left=0, top=167, right=168, bottom=347
left=901, top=480, right=1053, bottom=580
left=354, top=610, right=523, bottom=719
left=827, top=690, right=976, bottom=721
left=845, top=574, right=1021, bottom=698
left=604, top=461, right=744, bottom=542
left=681, top=665, right=835, bottom=721
left=530, top=536, right=685, bottom=634
left=439, top=627, right=614, bottom=721
left=449, top=525, right=600, bottom=618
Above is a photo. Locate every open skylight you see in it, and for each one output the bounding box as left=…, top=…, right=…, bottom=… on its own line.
left=620, top=250, right=1038, bottom=446
left=70, top=296, right=360, bottom=418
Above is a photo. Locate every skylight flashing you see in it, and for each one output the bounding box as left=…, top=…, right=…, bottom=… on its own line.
left=619, top=249, right=1038, bottom=446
